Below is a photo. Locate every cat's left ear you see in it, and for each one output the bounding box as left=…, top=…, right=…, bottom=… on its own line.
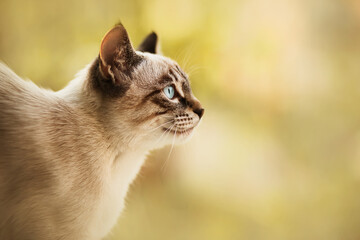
left=137, top=32, right=161, bottom=54
left=99, top=23, right=141, bottom=82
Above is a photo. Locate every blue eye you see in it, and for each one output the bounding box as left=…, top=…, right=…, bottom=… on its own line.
left=163, top=85, right=175, bottom=99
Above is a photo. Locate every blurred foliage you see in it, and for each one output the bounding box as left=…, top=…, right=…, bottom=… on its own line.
left=1, top=0, right=360, bottom=239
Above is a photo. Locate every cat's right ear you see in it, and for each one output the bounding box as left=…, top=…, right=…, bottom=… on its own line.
left=137, top=32, right=161, bottom=54
left=99, top=24, right=141, bottom=83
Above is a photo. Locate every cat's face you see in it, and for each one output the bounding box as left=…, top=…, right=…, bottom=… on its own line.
left=92, top=24, right=204, bottom=149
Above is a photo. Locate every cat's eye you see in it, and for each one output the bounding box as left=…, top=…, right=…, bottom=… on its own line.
left=163, top=85, right=175, bottom=99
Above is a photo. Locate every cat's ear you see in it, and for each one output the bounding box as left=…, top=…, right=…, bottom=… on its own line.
left=99, top=23, right=141, bottom=82
left=137, top=32, right=161, bottom=54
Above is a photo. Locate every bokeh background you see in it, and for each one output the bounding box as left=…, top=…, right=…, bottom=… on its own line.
left=1, top=0, right=360, bottom=239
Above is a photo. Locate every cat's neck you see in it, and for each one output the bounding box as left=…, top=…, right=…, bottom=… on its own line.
left=56, top=59, right=148, bottom=156
left=56, top=59, right=100, bottom=110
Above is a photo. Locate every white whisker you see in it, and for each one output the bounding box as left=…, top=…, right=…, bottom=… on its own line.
left=148, top=120, right=174, bottom=133
left=152, top=123, right=175, bottom=148
left=162, top=126, right=177, bottom=172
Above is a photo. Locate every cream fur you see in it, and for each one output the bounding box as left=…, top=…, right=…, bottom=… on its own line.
left=0, top=27, right=203, bottom=240
left=0, top=62, right=143, bottom=239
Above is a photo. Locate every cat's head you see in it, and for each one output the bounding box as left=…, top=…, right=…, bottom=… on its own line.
left=90, top=23, right=204, bottom=149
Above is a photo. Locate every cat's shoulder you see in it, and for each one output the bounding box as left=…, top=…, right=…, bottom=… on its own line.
left=0, top=62, right=53, bottom=96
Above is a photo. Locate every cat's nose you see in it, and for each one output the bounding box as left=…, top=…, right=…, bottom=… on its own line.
left=188, top=97, right=204, bottom=119
left=193, top=108, right=204, bottom=119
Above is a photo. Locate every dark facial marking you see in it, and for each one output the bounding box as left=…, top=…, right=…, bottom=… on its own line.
left=174, top=65, right=187, bottom=80
left=151, top=97, right=174, bottom=109
left=90, top=57, right=131, bottom=98
left=179, top=97, right=188, bottom=108
left=158, top=75, right=174, bottom=86
left=169, top=68, right=179, bottom=82
left=143, top=89, right=162, bottom=102
left=155, top=110, right=169, bottom=115
left=182, top=81, right=191, bottom=94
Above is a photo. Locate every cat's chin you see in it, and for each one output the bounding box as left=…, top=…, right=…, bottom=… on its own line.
left=148, top=127, right=195, bottom=149
left=162, top=127, right=194, bottom=136
left=161, top=127, right=195, bottom=144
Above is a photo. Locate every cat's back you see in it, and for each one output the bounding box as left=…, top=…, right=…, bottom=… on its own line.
left=0, top=63, right=105, bottom=239
left=0, top=63, right=102, bottom=174
left=0, top=63, right=52, bottom=108
left=0, top=63, right=56, bottom=129
left=0, top=63, right=68, bottom=194
left=0, top=63, right=55, bottom=157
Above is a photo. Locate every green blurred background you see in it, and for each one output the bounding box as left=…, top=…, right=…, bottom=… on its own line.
left=1, top=0, right=360, bottom=239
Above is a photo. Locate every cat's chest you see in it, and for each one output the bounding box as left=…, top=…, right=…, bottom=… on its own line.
left=87, top=152, right=146, bottom=239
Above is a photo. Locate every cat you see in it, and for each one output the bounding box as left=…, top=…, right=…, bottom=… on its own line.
left=0, top=23, right=204, bottom=240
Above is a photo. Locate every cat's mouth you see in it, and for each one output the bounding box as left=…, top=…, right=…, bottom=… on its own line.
left=162, top=127, right=194, bottom=135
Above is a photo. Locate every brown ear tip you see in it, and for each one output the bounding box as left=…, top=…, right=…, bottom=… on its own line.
left=108, top=24, right=125, bottom=35
left=114, top=21, right=125, bottom=29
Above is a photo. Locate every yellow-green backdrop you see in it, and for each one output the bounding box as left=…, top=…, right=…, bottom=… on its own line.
left=1, top=0, right=360, bottom=239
